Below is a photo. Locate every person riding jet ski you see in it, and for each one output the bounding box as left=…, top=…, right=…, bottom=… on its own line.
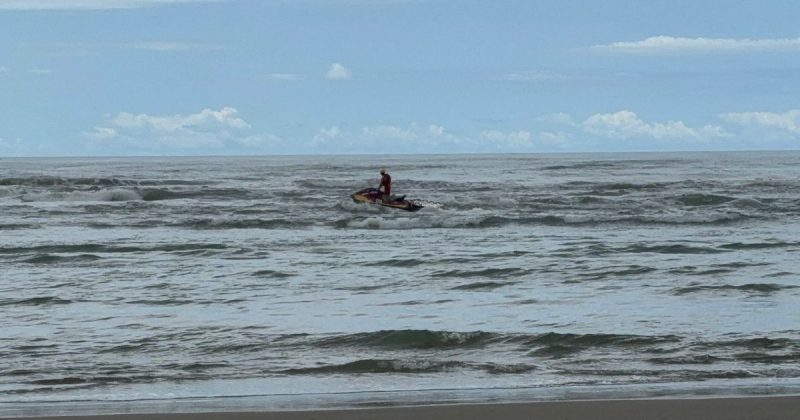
left=378, top=167, right=392, bottom=203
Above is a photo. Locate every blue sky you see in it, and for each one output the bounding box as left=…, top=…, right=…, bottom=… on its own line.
left=1, top=0, right=800, bottom=156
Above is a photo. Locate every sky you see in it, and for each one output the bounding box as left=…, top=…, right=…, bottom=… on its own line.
left=1, top=0, right=800, bottom=156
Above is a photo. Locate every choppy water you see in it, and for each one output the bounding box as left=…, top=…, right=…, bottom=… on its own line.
left=1, top=152, right=799, bottom=411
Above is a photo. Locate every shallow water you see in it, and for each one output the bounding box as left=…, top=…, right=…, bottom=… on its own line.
left=1, top=152, right=799, bottom=408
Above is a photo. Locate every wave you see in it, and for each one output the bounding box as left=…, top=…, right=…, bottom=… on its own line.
left=734, top=352, right=800, bottom=364
left=20, top=189, right=143, bottom=203
left=335, top=211, right=761, bottom=230
left=648, top=354, right=724, bottom=365
left=184, top=218, right=312, bottom=230
left=280, top=359, right=536, bottom=375
left=0, top=243, right=227, bottom=255
left=281, top=359, right=470, bottom=375
left=306, top=330, right=682, bottom=355
left=719, top=241, right=800, bottom=250
left=432, top=267, right=529, bottom=279
left=20, top=254, right=102, bottom=264
left=17, top=187, right=252, bottom=203
left=586, top=244, right=725, bottom=256
left=449, top=281, right=517, bottom=290
left=139, top=188, right=251, bottom=201
left=250, top=270, right=295, bottom=278
left=1, top=176, right=135, bottom=187
left=311, top=330, right=500, bottom=350
left=522, top=332, right=681, bottom=358
left=672, top=283, right=797, bottom=295
left=0, top=176, right=207, bottom=187
left=0, top=223, right=38, bottom=230
left=542, top=161, right=623, bottom=171
left=362, top=258, right=429, bottom=267
left=577, top=265, right=657, bottom=280
left=676, top=193, right=736, bottom=206
left=558, top=367, right=770, bottom=381
left=0, top=296, right=73, bottom=307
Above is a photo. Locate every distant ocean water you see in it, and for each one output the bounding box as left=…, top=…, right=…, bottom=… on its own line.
left=1, top=152, right=799, bottom=413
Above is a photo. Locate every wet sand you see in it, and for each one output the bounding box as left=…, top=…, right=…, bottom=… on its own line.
left=6, top=396, right=799, bottom=420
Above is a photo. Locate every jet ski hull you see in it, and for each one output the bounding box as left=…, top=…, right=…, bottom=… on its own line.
left=351, top=188, right=423, bottom=212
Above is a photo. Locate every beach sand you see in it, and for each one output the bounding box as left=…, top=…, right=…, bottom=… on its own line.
left=6, top=396, right=799, bottom=420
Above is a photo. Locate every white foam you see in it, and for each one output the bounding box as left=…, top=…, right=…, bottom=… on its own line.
left=20, top=189, right=143, bottom=203
left=344, top=213, right=491, bottom=230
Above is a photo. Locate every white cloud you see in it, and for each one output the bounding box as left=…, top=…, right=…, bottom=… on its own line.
left=583, top=110, right=728, bottom=140
left=233, top=133, right=284, bottom=148
left=0, top=0, right=217, bottom=9
left=325, top=63, right=352, bottom=81
left=538, top=112, right=576, bottom=126
left=84, top=107, right=285, bottom=152
left=85, top=127, right=118, bottom=141
left=720, top=109, right=800, bottom=136
left=360, top=123, right=460, bottom=145
left=480, top=130, right=533, bottom=148
left=0, top=137, right=26, bottom=154
left=29, top=68, right=53, bottom=74
left=312, top=125, right=343, bottom=145
left=110, top=107, right=250, bottom=131
left=539, top=131, right=571, bottom=146
left=592, top=35, right=800, bottom=54
left=310, top=123, right=466, bottom=153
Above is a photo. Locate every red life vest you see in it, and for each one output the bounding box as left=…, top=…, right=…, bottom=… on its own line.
left=380, top=173, right=392, bottom=195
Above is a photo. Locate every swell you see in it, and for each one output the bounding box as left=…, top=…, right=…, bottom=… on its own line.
left=0, top=296, right=73, bottom=307
left=0, top=243, right=227, bottom=255
left=280, top=359, right=536, bottom=375
left=432, top=267, right=530, bottom=279
left=311, top=330, right=500, bottom=350
left=0, top=176, right=208, bottom=187
left=672, top=283, right=798, bottom=295
left=17, top=187, right=252, bottom=203
left=4, top=329, right=798, bottom=393
left=336, top=213, right=763, bottom=230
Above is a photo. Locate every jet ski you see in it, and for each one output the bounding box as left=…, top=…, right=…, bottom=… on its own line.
left=351, top=188, right=423, bottom=212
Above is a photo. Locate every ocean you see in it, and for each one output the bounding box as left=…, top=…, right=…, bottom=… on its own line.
left=1, top=152, right=799, bottom=415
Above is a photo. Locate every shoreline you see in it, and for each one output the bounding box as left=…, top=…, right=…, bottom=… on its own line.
left=2, top=396, right=799, bottom=420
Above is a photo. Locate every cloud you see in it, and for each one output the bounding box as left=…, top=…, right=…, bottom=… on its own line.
left=539, top=131, right=571, bottom=146
left=29, top=68, right=53, bottom=75
left=583, top=110, right=728, bottom=140
left=0, top=137, right=27, bottom=155
left=84, top=107, right=285, bottom=152
left=0, top=0, right=217, bottom=10
left=538, top=112, right=576, bottom=126
left=325, top=63, right=352, bottom=81
left=591, top=35, right=800, bottom=54
left=110, top=107, right=250, bottom=131
left=720, top=109, right=800, bottom=136
left=311, top=123, right=466, bottom=153
left=480, top=130, right=533, bottom=148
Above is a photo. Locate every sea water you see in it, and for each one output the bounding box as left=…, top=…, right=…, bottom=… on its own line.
left=1, top=152, right=799, bottom=414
